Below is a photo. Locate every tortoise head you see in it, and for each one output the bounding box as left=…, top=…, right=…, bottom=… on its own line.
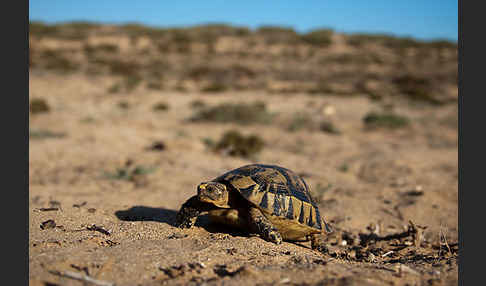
left=197, top=182, right=230, bottom=208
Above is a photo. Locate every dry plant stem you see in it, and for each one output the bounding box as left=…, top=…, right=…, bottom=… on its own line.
left=49, top=270, right=115, bottom=286
left=439, top=226, right=452, bottom=254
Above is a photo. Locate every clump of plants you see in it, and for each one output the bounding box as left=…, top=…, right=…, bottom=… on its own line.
left=319, top=119, right=340, bottom=135
left=256, top=26, right=299, bottom=44
left=212, top=130, right=265, bottom=158
left=152, top=102, right=169, bottom=112
left=393, top=75, right=441, bottom=105
left=363, top=111, right=410, bottom=129
left=300, top=29, right=334, bottom=46
left=286, top=113, right=314, bottom=132
left=201, top=82, right=228, bottom=93
left=103, top=163, right=156, bottom=182
left=146, top=81, right=163, bottom=90
left=190, top=101, right=273, bottom=125
left=30, top=98, right=50, bottom=114
left=117, top=101, right=130, bottom=109
left=30, top=129, right=66, bottom=140
left=190, top=99, right=206, bottom=109
left=42, top=50, right=80, bottom=72
left=108, top=75, right=143, bottom=93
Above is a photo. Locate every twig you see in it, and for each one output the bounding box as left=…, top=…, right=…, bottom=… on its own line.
left=382, top=251, right=394, bottom=258
left=439, top=227, right=452, bottom=254
left=38, top=208, right=60, bottom=212
left=87, top=225, right=111, bottom=236
left=49, top=270, right=115, bottom=286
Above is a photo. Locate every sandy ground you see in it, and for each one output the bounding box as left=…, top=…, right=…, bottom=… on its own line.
left=29, top=74, right=458, bottom=286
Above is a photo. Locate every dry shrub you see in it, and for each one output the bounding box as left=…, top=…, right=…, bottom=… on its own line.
left=30, top=98, right=50, bottom=114
left=213, top=130, right=265, bottom=158
left=363, top=112, right=410, bottom=129
left=393, top=75, right=442, bottom=105
left=301, top=29, right=334, bottom=46
left=190, top=101, right=273, bottom=125
left=152, top=102, right=169, bottom=112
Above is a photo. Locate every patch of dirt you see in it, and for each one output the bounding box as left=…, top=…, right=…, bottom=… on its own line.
left=30, top=71, right=457, bottom=285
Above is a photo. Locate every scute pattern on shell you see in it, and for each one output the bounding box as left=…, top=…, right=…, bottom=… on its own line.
left=215, top=164, right=323, bottom=230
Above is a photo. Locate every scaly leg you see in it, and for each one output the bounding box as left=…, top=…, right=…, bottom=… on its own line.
left=248, top=207, right=282, bottom=244
left=175, top=195, right=216, bottom=228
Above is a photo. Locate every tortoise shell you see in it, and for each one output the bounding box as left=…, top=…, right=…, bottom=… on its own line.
left=214, top=164, right=324, bottom=232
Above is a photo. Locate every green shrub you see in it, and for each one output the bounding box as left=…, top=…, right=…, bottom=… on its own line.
left=319, top=120, right=340, bottom=134
left=256, top=26, right=299, bottom=44
left=30, top=129, right=66, bottom=139
left=286, top=113, right=313, bottom=132
left=83, top=44, right=119, bottom=55
left=301, top=29, right=334, bottom=46
left=146, top=81, right=163, bottom=90
left=213, top=130, right=265, bottom=158
left=123, top=75, right=143, bottom=91
left=108, top=83, right=122, bottom=94
left=109, top=75, right=143, bottom=93
left=107, top=60, right=140, bottom=77
left=393, top=75, right=441, bottom=104
left=190, top=101, right=273, bottom=125
left=202, top=83, right=228, bottom=93
left=29, top=21, right=59, bottom=37
left=347, top=33, right=419, bottom=49
left=42, top=50, right=80, bottom=72
left=363, top=112, right=410, bottom=129
left=190, top=99, right=206, bottom=109
left=103, top=165, right=156, bottom=181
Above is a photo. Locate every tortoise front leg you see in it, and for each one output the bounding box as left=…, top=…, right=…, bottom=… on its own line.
left=248, top=207, right=282, bottom=245
left=176, top=195, right=215, bottom=228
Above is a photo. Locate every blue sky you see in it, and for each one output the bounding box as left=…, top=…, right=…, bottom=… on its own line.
left=29, top=0, right=457, bottom=42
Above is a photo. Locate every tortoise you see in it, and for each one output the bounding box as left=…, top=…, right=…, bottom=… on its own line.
left=175, top=164, right=332, bottom=253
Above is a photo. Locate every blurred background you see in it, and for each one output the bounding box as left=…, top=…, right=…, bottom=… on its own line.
left=29, top=2, right=458, bottom=284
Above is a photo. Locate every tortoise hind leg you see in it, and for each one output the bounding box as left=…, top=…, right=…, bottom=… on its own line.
left=309, top=233, right=328, bottom=254
left=248, top=207, right=282, bottom=245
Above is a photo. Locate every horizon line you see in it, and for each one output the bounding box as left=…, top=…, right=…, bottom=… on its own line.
left=29, top=19, right=458, bottom=43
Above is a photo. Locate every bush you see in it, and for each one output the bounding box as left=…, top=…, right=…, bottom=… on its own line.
left=30, top=129, right=66, bottom=140
left=118, top=101, right=130, bottom=109
left=201, top=83, right=228, bottom=93
left=104, top=164, right=156, bottom=182
left=363, top=112, right=410, bottom=129
left=29, top=21, right=59, bottom=37
left=152, top=102, right=169, bottom=112
left=286, top=113, right=314, bottom=132
left=213, top=130, right=265, bottom=158
left=42, top=50, right=80, bottom=72
left=30, top=98, right=50, bottom=114
left=109, top=75, right=143, bottom=93
left=190, top=99, right=206, bottom=109
left=301, top=29, right=334, bottom=46
left=146, top=81, right=163, bottom=90
left=319, top=120, right=340, bottom=135
left=347, top=33, right=420, bottom=50
left=393, top=75, right=441, bottom=104
left=190, top=101, right=273, bottom=125
left=256, top=26, right=299, bottom=44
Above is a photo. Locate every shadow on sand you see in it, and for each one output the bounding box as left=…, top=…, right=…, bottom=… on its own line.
left=115, top=206, right=179, bottom=227
left=114, top=206, right=251, bottom=238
